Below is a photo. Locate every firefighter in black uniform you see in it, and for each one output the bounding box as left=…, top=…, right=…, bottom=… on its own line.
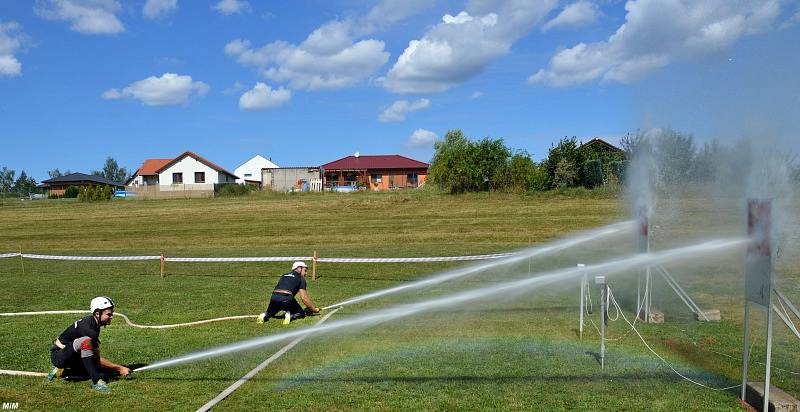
left=46, top=296, right=130, bottom=392
left=258, top=261, right=321, bottom=325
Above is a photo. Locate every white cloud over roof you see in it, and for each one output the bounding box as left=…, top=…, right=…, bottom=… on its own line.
left=35, top=0, right=125, bottom=35
left=143, top=0, right=178, bottom=20
left=530, top=0, right=783, bottom=87
left=213, top=0, right=251, bottom=15
left=381, top=0, right=558, bottom=93
left=378, top=98, right=431, bottom=122
left=0, top=22, right=23, bottom=76
left=102, top=73, right=209, bottom=106
left=541, top=1, right=601, bottom=32
left=238, top=82, right=291, bottom=111
left=407, top=128, right=438, bottom=148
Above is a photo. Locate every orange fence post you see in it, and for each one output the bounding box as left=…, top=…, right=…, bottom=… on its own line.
left=312, top=251, right=317, bottom=281
left=160, top=253, right=165, bottom=278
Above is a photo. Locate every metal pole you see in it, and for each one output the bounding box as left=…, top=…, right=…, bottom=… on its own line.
left=637, top=275, right=641, bottom=320
left=579, top=264, right=585, bottom=341
left=19, top=248, right=25, bottom=275
left=764, top=292, right=774, bottom=412
left=741, top=301, right=750, bottom=402
left=596, top=275, right=607, bottom=369
left=160, top=254, right=165, bottom=278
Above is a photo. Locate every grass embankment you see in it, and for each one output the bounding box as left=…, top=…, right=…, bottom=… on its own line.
left=0, top=190, right=797, bottom=411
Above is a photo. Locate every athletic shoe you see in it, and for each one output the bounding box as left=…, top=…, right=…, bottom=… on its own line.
left=257, top=313, right=266, bottom=324
left=283, top=312, right=291, bottom=325
left=46, top=367, right=63, bottom=382
left=91, top=380, right=110, bottom=393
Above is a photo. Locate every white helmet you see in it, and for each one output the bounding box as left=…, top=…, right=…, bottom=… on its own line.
left=292, top=261, right=307, bottom=271
left=90, top=296, right=115, bottom=313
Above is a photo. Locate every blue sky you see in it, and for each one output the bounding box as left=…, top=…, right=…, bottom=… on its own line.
left=1, top=0, right=798, bottom=181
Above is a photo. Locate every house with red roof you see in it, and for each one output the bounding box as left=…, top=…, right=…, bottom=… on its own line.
left=320, top=153, right=429, bottom=191
left=127, top=151, right=238, bottom=192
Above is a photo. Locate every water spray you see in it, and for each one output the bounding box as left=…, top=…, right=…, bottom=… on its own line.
left=322, top=221, right=635, bottom=311
left=134, top=237, right=746, bottom=373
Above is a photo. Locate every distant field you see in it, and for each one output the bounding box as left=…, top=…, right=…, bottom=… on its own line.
left=0, top=190, right=797, bottom=411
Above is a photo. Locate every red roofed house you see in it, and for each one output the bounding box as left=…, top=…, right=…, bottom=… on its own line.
left=126, top=151, right=238, bottom=194
left=320, top=154, right=429, bottom=191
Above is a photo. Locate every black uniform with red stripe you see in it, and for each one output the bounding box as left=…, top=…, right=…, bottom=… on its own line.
left=264, top=270, right=307, bottom=320
left=50, top=315, right=104, bottom=382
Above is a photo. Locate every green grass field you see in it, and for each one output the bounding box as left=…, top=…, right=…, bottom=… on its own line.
left=0, top=190, right=797, bottom=411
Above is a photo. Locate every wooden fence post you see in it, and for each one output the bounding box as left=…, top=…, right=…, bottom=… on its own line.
left=312, top=251, right=317, bottom=281
left=160, top=253, right=165, bottom=278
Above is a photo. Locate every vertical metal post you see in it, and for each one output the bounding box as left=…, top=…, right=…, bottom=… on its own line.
left=741, top=199, right=774, bottom=407
left=19, top=248, right=25, bottom=275
left=596, top=275, right=607, bottom=369
left=160, top=253, right=165, bottom=278
left=312, top=251, right=318, bottom=281
left=764, top=292, right=774, bottom=412
left=740, top=301, right=750, bottom=401
left=637, top=205, right=650, bottom=322
left=578, top=264, right=585, bottom=340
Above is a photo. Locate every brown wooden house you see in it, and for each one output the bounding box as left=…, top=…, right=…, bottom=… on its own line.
left=320, top=154, right=429, bottom=190
left=40, top=173, right=125, bottom=196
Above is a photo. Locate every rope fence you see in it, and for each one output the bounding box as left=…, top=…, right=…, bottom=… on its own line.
left=0, top=250, right=518, bottom=279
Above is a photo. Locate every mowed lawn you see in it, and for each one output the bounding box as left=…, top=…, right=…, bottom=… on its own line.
left=0, top=190, right=797, bottom=411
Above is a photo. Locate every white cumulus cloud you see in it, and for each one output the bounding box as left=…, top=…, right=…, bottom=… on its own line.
left=542, top=1, right=601, bottom=32
left=530, top=0, right=784, bottom=87
left=214, top=0, right=251, bottom=15
left=381, top=0, right=558, bottom=93
left=35, top=0, right=125, bottom=35
left=102, top=73, right=209, bottom=106
left=238, top=82, right=291, bottom=111
left=143, top=0, right=178, bottom=20
left=378, top=98, right=431, bottom=122
left=224, top=0, right=429, bottom=91
left=0, top=22, right=23, bottom=76
left=225, top=20, right=389, bottom=90
left=407, top=129, right=438, bottom=148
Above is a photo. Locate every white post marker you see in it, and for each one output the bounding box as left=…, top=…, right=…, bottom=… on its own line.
left=578, top=264, right=586, bottom=341
left=196, top=307, right=342, bottom=412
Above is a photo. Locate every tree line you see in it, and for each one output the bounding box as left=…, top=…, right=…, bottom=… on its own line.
left=0, top=157, right=129, bottom=197
left=428, top=129, right=626, bottom=193
left=428, top=129, right=800, bottom=194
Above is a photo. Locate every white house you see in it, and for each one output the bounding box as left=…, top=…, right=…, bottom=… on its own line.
left=127, top=151, right=238, bottom=191
left=234, top=155, right=279, bottom=184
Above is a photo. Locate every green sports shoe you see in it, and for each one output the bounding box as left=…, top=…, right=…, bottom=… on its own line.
left=257, top=312, right=266, bottom=324
left=91, top=380, right=110, bottom=393
left=46, top=367, right=63, bottom=382
left=283, top=312, right=291, bottom=325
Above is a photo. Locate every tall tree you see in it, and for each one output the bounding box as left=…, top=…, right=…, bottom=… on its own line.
left=92, top=157, right=128, bottom=182
left=48, top=168, right=72, bottom=179
left=13, top=170, right=36, bottom=195
left=0, top=167, right=16, bottom=194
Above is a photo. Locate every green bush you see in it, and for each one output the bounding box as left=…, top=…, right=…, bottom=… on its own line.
left=217, top=184, right=252, bottom=197
left=78, top=185, right=112, bottom=202
left=582, top=159, right=603, bottom=188
left=609, top=161, right=628, bottom=184
left=553, top=158, right=578, bottom=188
left=64, top=186, right=79, bottom=198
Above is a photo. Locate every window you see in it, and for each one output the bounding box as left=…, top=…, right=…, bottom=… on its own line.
left=407, top=173, right=418, bottom=186
left=371, top=174, right=382, bottom=184
left=244, top=173, right=252, bottom=177
left=194, top=172, right=205, bottom=183
left=172, top=172, right=183, bottom=184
